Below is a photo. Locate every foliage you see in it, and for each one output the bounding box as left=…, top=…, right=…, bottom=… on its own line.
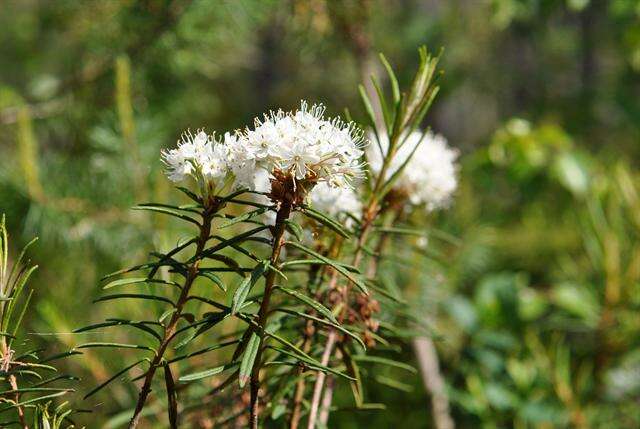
left=1, top=1, right=640, bottom=428
left=0, top=217, right=79, bottom=427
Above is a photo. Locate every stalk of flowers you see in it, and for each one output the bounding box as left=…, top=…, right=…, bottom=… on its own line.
left=125, top=129, right=237, bottom=429
left=226, top=101, right=366, bottom=429
left=312, top=129, right=460, bottom=426
left=304, top=46, right=442, bottom=429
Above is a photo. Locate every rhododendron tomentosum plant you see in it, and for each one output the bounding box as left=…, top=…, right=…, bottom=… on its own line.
left=78, top=46, right=446, bottom=429
left=299, top=47, right=447, bottom=429
left=81, top=96, right=371, bottom=428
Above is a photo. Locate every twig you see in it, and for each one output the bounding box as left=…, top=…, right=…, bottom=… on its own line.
left=249, top=200, right=293, bottom=429
left=128, top=204, right=215, bottom=428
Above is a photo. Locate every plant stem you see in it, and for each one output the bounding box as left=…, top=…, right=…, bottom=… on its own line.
left=307, top=120, right=411, bottom=427
left=249, top=200, right=293, bottom=429
left=318, top=374, right=334, bottom=425
left=306, top=331, right=337, bottom=428
left=1, top=337, right=27, bottom=429
left=289, top=238, right=343, bottom=429
left=307, top=206, right=376, bottom=429
left=128, top=206, right=215, bottom=429
left=8, top=374, right=28, bottom=429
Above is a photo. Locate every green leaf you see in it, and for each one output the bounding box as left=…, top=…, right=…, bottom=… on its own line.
left=285, top=241, right=368, bottom=294
left=73, top=320, right=162, bottom=341
left=164, top=364, right=178, bottom=428
left=267, top=346, right=355, bottom=381
left=375, top=375, right=413, bottom=392
left=200, top=226, right=269, bottom=260
left=276, top=309, right=365, bottom=350
left=135, top=202, right=201, bottom=214
left=379, top=134, right=423, bottom=198
left=364, top=279, right=406, bottom=304
left=281, top=259, right=358, bottom=272
left=7, top=236, right=38, bottom=288
left=380, top=53, right=400, bottom=105
left=8, top=288, right=34, bottom=344
left=300, top=205, right=350, bottom=238
left=94, top=293, right=174, bottom=306
left=371, top=76, right=393, bottom=133
left=173, top=311, right=229, bottom=349
left=76, top=342, right=155, bottom=352
left=0, top=387, right=71, bottom=395
left=5, top=265, right=37, bottom=334
left=197, top=271, right=226, bottom=292
left=220, top=207, right=267, bottom=229
left=84, top=359, right=147, bottom=399
left=276, top=287, right=338, bottom=324
left=239, top=332, right=260, bottom=388
left=236, top=312, right=315, bottom=362
left=373, top=226, right=424, bottom=237
left=102, top=277, right=180, bottom=290
left=159, top=308, right=177, bottom=323
left=179, top=362, right=238, bottom=382
left=352, top=355, right=417, bottom=373
left=359, top=84, right=378, bottom=130
left=341, top=347, right=363, bottom=406
left=176, top=186, right=202, bottom=203
left=132, top=205, right=200, bottom=226
left=232, top=261, right=268, bottom=315
left=168, top=340, right=238, bottom=364
left=13, top=390, right=71, bottom=407
left=284, top=220, right=304, bottom=242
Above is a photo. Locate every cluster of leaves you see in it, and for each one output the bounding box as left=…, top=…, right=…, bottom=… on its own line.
left=0, top=216, right=79, bottom=428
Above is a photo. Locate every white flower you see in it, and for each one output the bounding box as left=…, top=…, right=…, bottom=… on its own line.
left=162, top=130, right=230, bottom=187
left=228, top=101, right=367, bottom=192
left=368, top=130, right=459, bottom=211
left=308, top=182, right=362, bottom=220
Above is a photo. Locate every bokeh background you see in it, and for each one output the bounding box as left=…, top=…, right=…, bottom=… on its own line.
left=1, top=0, right=640, bottom=427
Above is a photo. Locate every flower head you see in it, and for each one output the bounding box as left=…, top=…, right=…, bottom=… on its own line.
left=162, top=130, right=235, bottom=205
left=228, top=101, right=367, bottom=196
left=368, top=130, right=459, bottom=211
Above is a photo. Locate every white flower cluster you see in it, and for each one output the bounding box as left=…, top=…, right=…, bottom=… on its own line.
left=368, top=130, right=459, bottom=211
left=162, top=130, right=230, bottom=184
left=308, top=182, right=362, bottom=219
left=226, top=101, right=366, bottom=190
left=163, top=102, right=366, bottom=198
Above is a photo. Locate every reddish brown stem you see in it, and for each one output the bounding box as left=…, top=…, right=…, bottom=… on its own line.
left=249, top=200, right=293, bottom=429
left=129, top=206, right=215, bottom=429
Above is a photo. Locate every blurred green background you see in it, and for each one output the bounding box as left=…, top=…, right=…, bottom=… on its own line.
left=1, top=0, right=640, bottom=427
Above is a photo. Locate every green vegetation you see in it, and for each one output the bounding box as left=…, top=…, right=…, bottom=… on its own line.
left=1, top=1, right=639, bottom=427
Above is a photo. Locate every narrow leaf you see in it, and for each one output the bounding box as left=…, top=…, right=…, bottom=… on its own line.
left=94, top=293, right=174, bottom=306
left=84, top=359, right=147, bottom=399
left=220, top=207, right=267, bottom=229
left=179, top=362, right=238, bottom=382
left=132, top=205, right=200, bottom=226
left=285, top=241, right=368, bottom=294
left=232, top=261, right=267, bottom=315
left=239, top=332, right=260, bottom=388
left=300, top=206, right=350, bottom=238
left=352, top=355, right=417, bottom=373
left=276, top=287, right=337, bottom=324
